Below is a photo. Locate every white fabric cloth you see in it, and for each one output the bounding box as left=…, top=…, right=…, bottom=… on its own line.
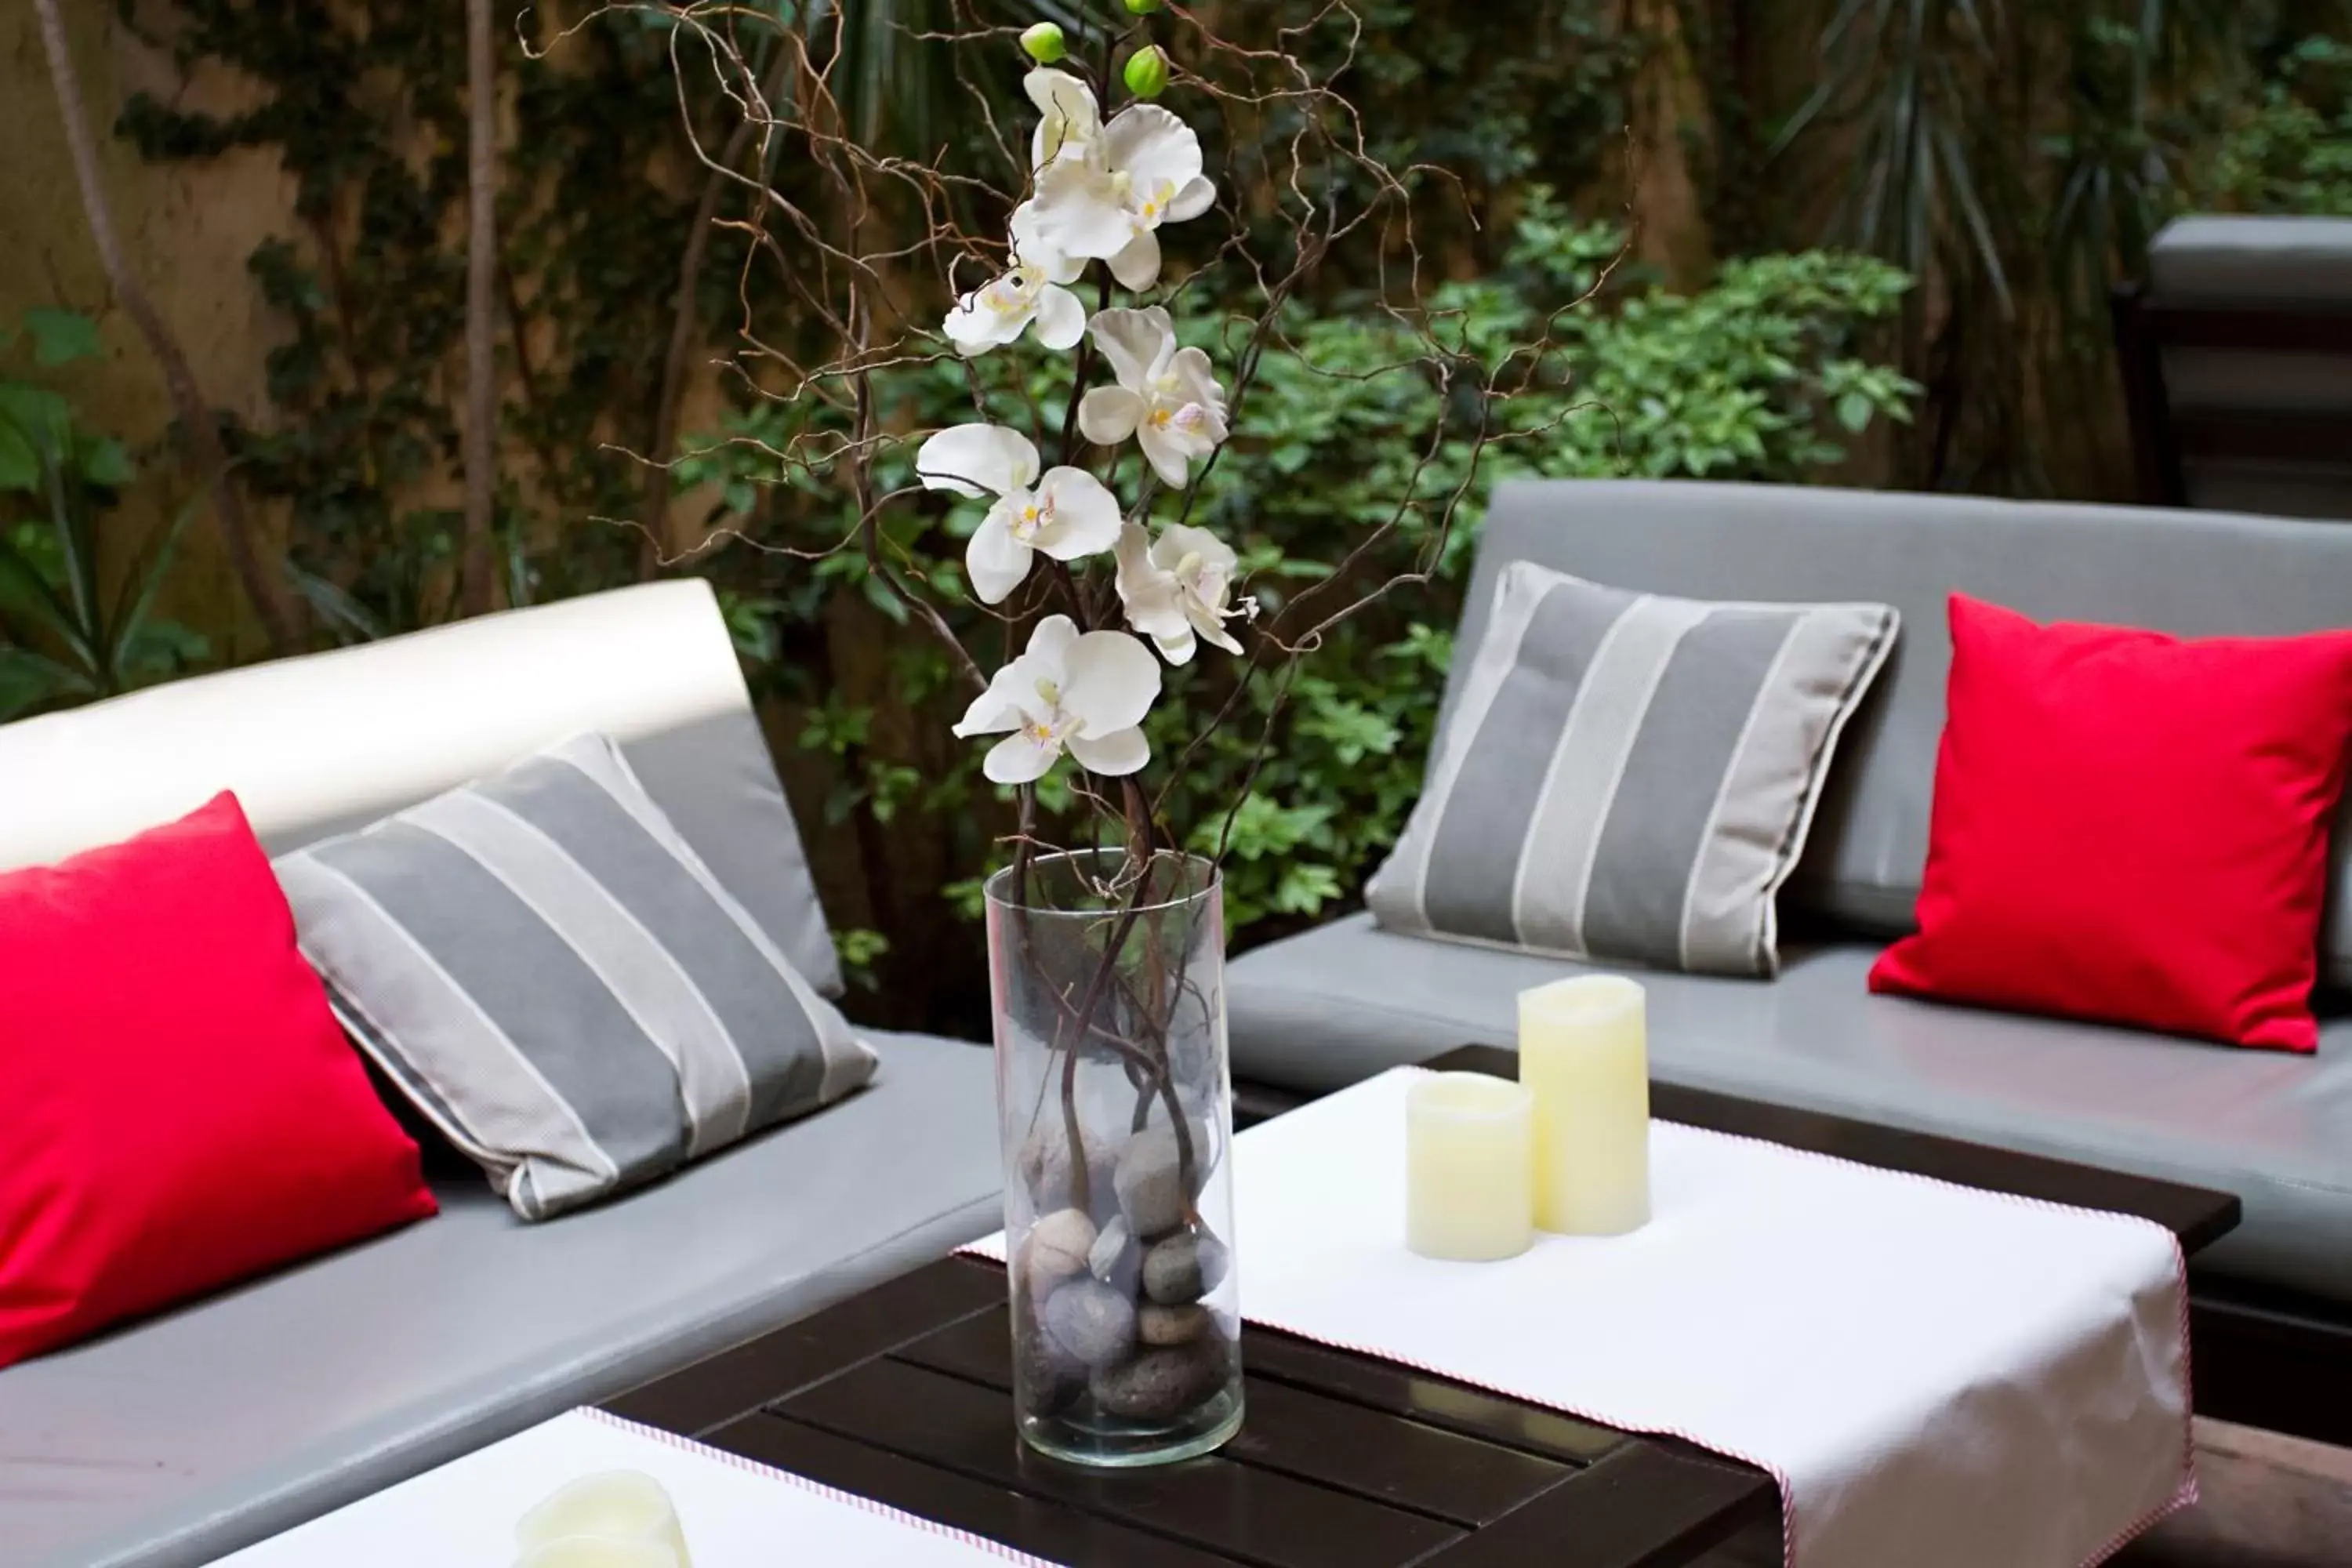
left=211, top=1408, right=1055, bottom=1566
left=1232, top=1069, right=2195, bottom=1568
left=973, top=1066, right=2194, bottom=1568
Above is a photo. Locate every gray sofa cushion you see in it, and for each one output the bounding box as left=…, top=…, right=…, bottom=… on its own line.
left=1465, top=481, right=2352, bottom=986
left=279, top=733, right=877, bottom=1219
left=1368, top=561, right=1894, bottom=977
left=0, top=1029, right=1001, bottom=1568
left=615, top=710, right=845, bottom=998
left=1226, top=914, right=2352, bottom=1305
left=261, top=712, right=846, bottom=1004
left=2147, top=215, right=2352, bottom=303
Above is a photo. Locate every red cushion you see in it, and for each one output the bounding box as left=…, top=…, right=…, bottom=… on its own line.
left=0, top=793, right=436, bottom=1367
left=1869, top=595, right=2352, bottom=1051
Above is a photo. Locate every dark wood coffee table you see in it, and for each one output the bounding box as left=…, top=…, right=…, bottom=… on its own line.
left=603, top=1046, right=2241, bottom=1567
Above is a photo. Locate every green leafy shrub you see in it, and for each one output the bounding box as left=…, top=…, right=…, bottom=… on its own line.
left=678, top=200, right=1918, bottom=939
left=2198, top=36, right=2352, bottom=216
left=0, top=313, right=210, bottom=720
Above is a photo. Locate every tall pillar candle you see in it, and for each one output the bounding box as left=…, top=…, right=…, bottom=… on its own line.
left=1519, top=975, right=1650, bottom=1236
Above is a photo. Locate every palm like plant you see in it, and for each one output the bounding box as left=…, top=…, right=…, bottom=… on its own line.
left=0, top=310, right=210, bottom=720
left=1773, top=0, right=2267, bottom=493
left=0, top=431, right=209, bottom=722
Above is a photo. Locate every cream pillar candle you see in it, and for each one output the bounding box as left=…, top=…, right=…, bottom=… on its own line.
left=516, top=1472, right=691, bottom=1568
left=1519, top=975, right=1650, bottom=1236
left=1405, top=1072, right=1536, bottom=1261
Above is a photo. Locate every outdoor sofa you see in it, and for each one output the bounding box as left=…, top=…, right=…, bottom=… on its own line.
left=0, top=582, right=1004, bottom=1568
left=1225, top=477, right=2352, bottom=1448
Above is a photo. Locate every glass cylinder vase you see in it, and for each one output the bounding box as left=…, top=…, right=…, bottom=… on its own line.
left=984, top=848, right=1242, bottom=1468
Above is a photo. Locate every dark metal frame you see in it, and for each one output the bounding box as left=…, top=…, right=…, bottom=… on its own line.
left=2111, top=282, right=2352, bottom=509
left=1241, top=1051, right=2352, bottom=1450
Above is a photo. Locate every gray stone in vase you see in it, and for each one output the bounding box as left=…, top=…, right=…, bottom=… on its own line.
left=1090, top=1341, right=1229, bottom=1422
left=1114, top=1123, right=1200, bottom=1239
left=1016, top=1321, right=1087, bottom=1417
left=1137, top=1303, right=1210, bottom=1346
left=1017, top=1123, right=1117, bottom=1217
left=1089, top=1214, right=1141, bottom=1296
left=1142, top=1226, right=1230, bottom=1306
left=1017, top=1207, right=1097, bottom=1303
left=1041, top=1277, right=1137, bottom=1370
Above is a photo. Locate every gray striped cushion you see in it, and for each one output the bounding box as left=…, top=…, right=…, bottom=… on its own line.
left=1368, top=562, right=1897, bottom=977
left=275, top=733, right=877, bottom=1220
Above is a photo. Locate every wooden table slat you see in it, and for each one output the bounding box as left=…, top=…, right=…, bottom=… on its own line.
left=705, top=1413, right=1245, bottom=1567
left=1240, top=1326, right=1630, bottom=1468
left=1415, top=1443, right=1779, bottom=1568
left=896, top=1305, right=1576, bottom=1528
left=602, top=1257, right=1002, bottom=1433
left=776, top=1353, right=1468, bottom=1568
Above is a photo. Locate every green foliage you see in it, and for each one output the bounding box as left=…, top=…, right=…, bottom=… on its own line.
left=0, top=313, right=130, bottom=495
left=1268, top=1, right=1636, bottom=222
left=2198, top=35, right=2352, bottom=216
left=112, top=1, right=1074, bottom=652
left=117, top=0, right=734, bottom=637
left=1747, top=2, right=2352, bottom=495
left=0, top=314, right=210, bottom=720
left=677, top=200, right=1917, bottom=941
left=1145, top=203, right=1917, bottom=932
left=832, top=927, right=892, bottom=992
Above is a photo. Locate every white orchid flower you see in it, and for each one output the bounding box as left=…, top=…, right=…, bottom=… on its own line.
left=1114, top=522, right=1250, bottom=664
left=1028, top=105, right=1216, bottom=289
left=1025, top=67, right=1101, bottom=170
left=1076, top=307, right=1229, bottom=488
left=942, top=207, right=1086, bottom=357
left=915, top=424, right=1122, bottom=604
left=953, top=615, right=1162, bottom=782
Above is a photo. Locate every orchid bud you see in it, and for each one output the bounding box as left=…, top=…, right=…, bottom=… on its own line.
left=1123, top=45, right=1170, bottom=100
left=1021, top=22, right=1067, bottom=64
left=1123, top=0, right=1165, bottom=13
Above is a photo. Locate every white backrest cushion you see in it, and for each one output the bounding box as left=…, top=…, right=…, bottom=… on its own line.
left=0, top=579, right=842, bottom=991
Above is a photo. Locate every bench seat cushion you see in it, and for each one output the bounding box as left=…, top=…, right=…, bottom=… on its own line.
left=0, top=1029, right=1002, bottom=1568
left=1228, top=914, right=2352, bottom=1305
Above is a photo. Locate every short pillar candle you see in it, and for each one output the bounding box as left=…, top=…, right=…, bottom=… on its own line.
left=1519, top=975, right=1651, bottom=1236
left=1405, top=1073, right=1536, bottom=1261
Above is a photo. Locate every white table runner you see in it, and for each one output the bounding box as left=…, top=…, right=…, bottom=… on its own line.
left=1238, top=1069, right=2194, bottom=1568
left=981, top=1066, right=2194, bottom=1568
left=211, top=1408, right=1056, bottom=1566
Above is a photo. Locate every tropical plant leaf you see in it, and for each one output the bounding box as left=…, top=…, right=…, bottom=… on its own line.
left=0, top=386, right=72, bottom=465
left=284, top=561, right=387, bottom=645
left=41, top=447, right=102, bottom=652
left=0, top=526, right=78, bottom=642
left=78, top=435, right=134, bottom=489
left=110, top=476, right=216, bottom=677
left=0, top=646, right=92, bottom=723
left=0, top=416, right=36, bottom=494
left=1933, top=116, right=2011, bottom=314
left=20, top=309, right=104, bottom=368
